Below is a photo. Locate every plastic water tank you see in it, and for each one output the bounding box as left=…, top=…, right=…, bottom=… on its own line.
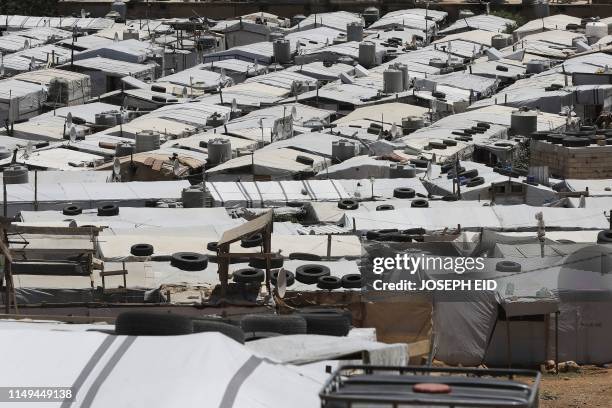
left=110, top=0, right=127, bottom=21
left=347, top=22, right=363, bottom=42
left=115, top=142, right=135, bottom=157
left=122, top=29, right=139, bottom=40
left=491, top=35, right=508, bottom=50
left=291, top=14, right=307, bottom=27
left=458, top=10, right=475, bottom=19
left=383, top=69, right=403, bottom=94
left=533, top=0, right=550, bottom=18
left=135, top=130, right=161, bottom=153
left=526, top=60, right=550, bottom=74
left=363, top=7, right=380, bottom=25
left=358, top=41, right=376, bottom=68
left=510, top=110, right=538, bottom=136
left=331, top=139, right=356, bottom=163
left=273, top=39, right=291, bottom=64
left=182, top=187, right=205, bottom=208
left=402, top=116, right=425, bottom=134
left=392, top=63, right=410, bottom=90
left=95, top=110, right=123, bottom=127
left=208, top=138, right=232, bottom=165
left=586, top=22, right=608, bottom=39
left=4, top=165, right=28, bottom=184
left=389, top=164, right=417, bottom=178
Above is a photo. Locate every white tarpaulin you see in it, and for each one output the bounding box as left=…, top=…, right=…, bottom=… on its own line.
left=0, top=328, right=322, bottom=408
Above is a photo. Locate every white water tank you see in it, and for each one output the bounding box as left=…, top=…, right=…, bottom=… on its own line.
left=115, top=142, right=135, bottom=157
left=273, top=39, right=291, bottom=64
left=389, top=164, right=417, bottom=178
left=331, top=139, right=357, bottom=163
left=491, top=35, right=508, bottom=50
left=135, top=130, right=161, bottom=153
left=393, top=63, right=410, bottom=90
left=347, top=22, right=363, bottom=42
left=526, top=60, right=550, bottom=74
left=510, top=110, right=538, bottom=136
left=208, top=138, right=232, bottom=165
left=458, top=10, right=475, bottom=19
left=363, top=7, right=380, bottom=25
left=123, top=29, right=139, bottom=40
left=358, top=41, right=376, bottom=68
left=383, top=69, right=403, bottom=94
left=110, top=0, right=127, bottom=21
left=4, top=165, right=28, bottom=184
left=533, top=0, right=550, bottom=18
left=586, top=22, right=608, bottom=39
left=402, top=116, right=425, bottom=134
left=182, top=187, right=205, bottom=208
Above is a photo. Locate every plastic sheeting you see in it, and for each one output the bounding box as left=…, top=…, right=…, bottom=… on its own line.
left=0, top=329, right=322, bottom=408
left=247, top=334, right=408, bottom=365
left=344, top=205, right=608, bottom=232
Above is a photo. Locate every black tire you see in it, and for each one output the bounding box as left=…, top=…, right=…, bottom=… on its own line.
left=467, top=176, right=485, bottom=187
left=338, top=199, right=359, bottom=210
left=341, top=274, right=363, bottom=288
left=496, top=65, right=509, bottom=72
left=131, top=243, right=154, bottom=256
left=477, top=122, right=491, bottom=129
left=115, top=312, right=193, bottom=336
left=271, top=270, right=295, bottom=287
left=394, top=187, right=416, bottom=199
left=597, top=229, right=612, bottom=243
left=233, top=268, right=265, bottom=283
left=98, top=204, right=119, bottom=216
left=249, top=255, right=284, bottom=269
left=429, top=141, right=447, bottom=150
left=296, top=155, right=314, bottom=165
left=170, top=252, right=208, bottom=271
left=206, top=241, right=218, bottom=252
left=442, top=139, right=457, bottom=146
left=411, top=199, right=429, bottom=208
left=496, top=260, right=521, bottom=273
left=289, top=252, right=322, bottom=261
left=150, top=255, right=172, bottom=262
left=442, top=194, right=458, bottom=201
left=459, top=169, right=478, bottom=179
left=192, top=319, right=245, bottom=343
left=376, top=204, right=394, bottom=211
left=286, top=201, right=305, bottom=208
left=317, top=275, right=341, bottom=290
left=410, top=159, right=428, bottom=168
left=240, top=314, right=307, bottom=335
left=385, top=233, right=412, bottom=242
left=402, top=227, right=426, bottom=235
left=241, top=233, right=263, bottom=248
left=440, top=163, right=454, bottom=173
left=244, top=331, right=281, bottom=341
left=63, top=205, right=82, bottom=216
left=300, top=313, right=350, bottom=336
left=295, top=264, right=331, bottom=284
left=562, top=137, right=589, bottom=147
left=447, top=167, right=466, bottom=178
left=297, top=307, right=353, bottom=325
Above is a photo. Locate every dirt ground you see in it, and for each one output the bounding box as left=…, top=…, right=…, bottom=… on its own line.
left=538, top=366, right=612, bottom=408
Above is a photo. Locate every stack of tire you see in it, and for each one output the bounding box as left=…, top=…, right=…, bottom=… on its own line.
left=114, top=312, right=245, bottom=343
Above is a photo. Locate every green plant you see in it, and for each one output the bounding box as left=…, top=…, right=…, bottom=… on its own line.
left=490, top=10, right=529, bottom=33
